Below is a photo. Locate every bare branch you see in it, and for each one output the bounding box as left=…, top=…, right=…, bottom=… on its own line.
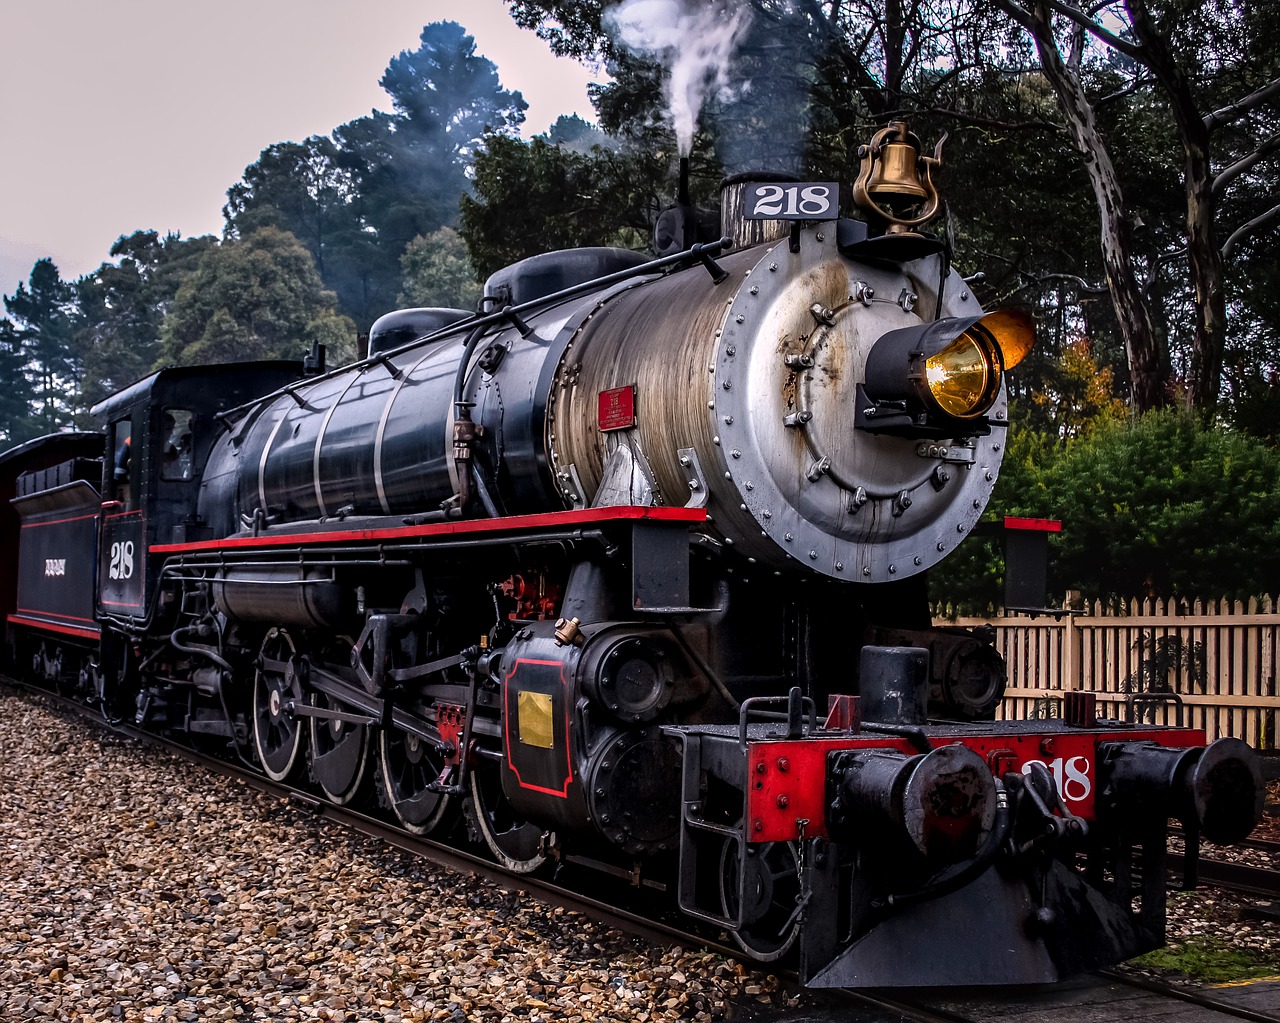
left=1214, top=133, right=1280, bottom=197
left=995, top=272, right=1111, bottom=305
left=1222, top=204, right=1280, bottom=260
left=925, top=106, right=1066, bottom=135
left=1204, top=77, right=1280, bottom=133
left=1095, top=75, right=1155, bottom=107
left=1036, top=0, right=1145, bottom=59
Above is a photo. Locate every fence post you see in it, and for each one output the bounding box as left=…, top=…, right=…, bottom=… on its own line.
left=1062, top=591, right=1080, bottom=693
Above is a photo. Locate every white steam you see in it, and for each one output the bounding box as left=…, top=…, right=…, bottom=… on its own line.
left=605, top=0, right=754, bottom=156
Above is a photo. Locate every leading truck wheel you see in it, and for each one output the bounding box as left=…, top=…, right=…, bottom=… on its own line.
left=720, top=838, right=802, bottom=962
left=252, top=629, right=305, bottom=781
left=467, top=762, right=548, bottom=875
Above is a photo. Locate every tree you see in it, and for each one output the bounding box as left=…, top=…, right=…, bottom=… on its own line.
left=4, top=259, right=77, bottom=434
left=156, top=228, right=355, bottom=367
left=75, top=230, right=219, bottom=412
left=460, top=133, right=668, bottom=279
left=398, top=227, right=482, bottom=310
left=991, top=0, right=1280, bottom=413
left=1033, top=411, right=1280, bottom=598
left=0, top=319, right=37, bottom=445
left=224, top=22, right=528, bottom=328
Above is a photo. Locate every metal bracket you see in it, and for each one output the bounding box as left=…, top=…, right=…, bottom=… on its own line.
left=556, top=463, right=588, bottom=506
left=677, top=447, right=709, bottom=509
left=916, top=441, right=977, bottom=464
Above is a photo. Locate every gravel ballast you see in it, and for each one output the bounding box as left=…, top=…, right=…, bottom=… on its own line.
left=0, top=691, right=799, bottom=1022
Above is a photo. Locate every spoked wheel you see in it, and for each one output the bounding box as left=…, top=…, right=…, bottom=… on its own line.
left=309, top=688, right=371, bottom=805
left=719, top=838, right=802, bottom=962
left=252, top=628, right=305, bottom=781
left=379, top=723, right=455, bottom=835
left=468, top=761, right=548, bottom=874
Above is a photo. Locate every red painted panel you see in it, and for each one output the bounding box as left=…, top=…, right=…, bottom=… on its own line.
left=1003, top=516, right=1063, bottom=532
left=597, top=384, right=637, bottom=432
left=745, top=726, right=1206, bottom=843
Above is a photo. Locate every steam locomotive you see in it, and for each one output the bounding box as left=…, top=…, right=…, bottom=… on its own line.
left=3, top=122, right=1262, bottom=987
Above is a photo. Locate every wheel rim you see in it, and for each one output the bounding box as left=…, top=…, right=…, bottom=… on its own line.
left=308, top=690, right=370, bottom=805
left=378, top=724, right=453, bottom=835
left=719, top=839, right=802, bottom=961
left=253, top=629, right=304, bottom=781
left=468, top=763, right=547, bottom=874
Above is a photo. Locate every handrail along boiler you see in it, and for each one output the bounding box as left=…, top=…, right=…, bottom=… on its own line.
left=3, top=121, right=1263, bottom=987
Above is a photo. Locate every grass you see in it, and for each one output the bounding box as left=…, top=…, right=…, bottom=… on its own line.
left=1131, top=937, right=1280, bottom=984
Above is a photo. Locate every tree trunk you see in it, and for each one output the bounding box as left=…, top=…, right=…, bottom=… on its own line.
left=1024, top=2, right=1166, bottom=410
left=1127, top=0, right=1226, bottom=414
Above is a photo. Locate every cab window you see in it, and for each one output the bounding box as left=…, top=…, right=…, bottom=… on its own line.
left=111, top=418, right=134, bottom=505
left=160, top=408, right=195, bottom=481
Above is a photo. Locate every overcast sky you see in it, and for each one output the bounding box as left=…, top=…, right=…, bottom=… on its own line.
left=0, top=0, right=601, bottom=297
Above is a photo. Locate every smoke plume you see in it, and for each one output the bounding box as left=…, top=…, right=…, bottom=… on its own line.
left=605, top=0, right=754, bottom=156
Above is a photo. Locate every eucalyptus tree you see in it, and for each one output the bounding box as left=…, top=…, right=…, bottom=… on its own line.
left=990, top=0, right=1280, bottom=413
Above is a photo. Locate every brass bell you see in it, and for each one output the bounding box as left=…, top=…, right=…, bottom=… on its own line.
left=853, top=119, right=947, bottom=234
left=866, top=128, right=929, bottom=204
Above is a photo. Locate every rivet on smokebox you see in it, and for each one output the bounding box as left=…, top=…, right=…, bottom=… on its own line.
left=554, top=616, right=583, bottom=646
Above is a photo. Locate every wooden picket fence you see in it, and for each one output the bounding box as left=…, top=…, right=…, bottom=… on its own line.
left=940, top=596, right=1280, bottom=749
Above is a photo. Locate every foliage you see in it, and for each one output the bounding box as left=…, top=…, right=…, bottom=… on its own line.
left=1121, top=633, right=1206, bottom=699
left=398, top=228, right=482, bottom=310
left=3, top=259, right=77, bottom=437
left=1032, top=410, right=1280, bottom=599
left=74, top=231, right=219, bottom=414
left=224, top=22, right=527, bottom=328
left=0, top=319, right=37, bottom=446
left=932, top=405, right=1280, bottom=611
left=460, top=134, right=667, bottom=279
left=156, top=229, right=355, bottom=368
left=1021, top=338, right=1128, bottom=439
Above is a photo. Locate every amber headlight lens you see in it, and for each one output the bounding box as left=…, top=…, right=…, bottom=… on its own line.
left=924, top=329, right=1002, bottom=419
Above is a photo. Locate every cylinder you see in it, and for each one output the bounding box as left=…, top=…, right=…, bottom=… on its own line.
left=859, top=646, right=930, bottom=725
left=833, top=743, right=997, bottom=862
left=1100, top=737, right=1263, bottom=844
left=211, top=568, right=352, bottom=628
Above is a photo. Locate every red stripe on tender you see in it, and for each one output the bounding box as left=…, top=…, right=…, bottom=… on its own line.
left=1003, top=516, right=1062, bottom=533
left=20, top=511, right=101, bottom=528
left=16, top=607, right=97, bottom=625
left=7, top=615, right=100, bottom=641
left=151, top=505, right=707, bottom=554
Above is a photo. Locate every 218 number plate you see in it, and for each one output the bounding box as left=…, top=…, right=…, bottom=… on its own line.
left=743, top=182, right=839, bottom=220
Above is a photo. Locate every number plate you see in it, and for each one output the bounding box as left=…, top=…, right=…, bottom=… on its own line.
left=744, top=181, right=839, bottom=221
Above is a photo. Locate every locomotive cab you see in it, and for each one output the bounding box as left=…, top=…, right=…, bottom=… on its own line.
left=90, top=362, right=304, bottom=625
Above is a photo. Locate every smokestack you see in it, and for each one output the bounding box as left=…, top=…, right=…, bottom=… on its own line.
left=720, top=172, right=796, bottom=250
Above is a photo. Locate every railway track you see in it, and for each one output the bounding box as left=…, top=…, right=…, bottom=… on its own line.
left=7, top=678, right=1278, bottom=1023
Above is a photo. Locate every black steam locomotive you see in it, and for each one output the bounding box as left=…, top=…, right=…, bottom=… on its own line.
left=3, top=123, right=1262, bottom=987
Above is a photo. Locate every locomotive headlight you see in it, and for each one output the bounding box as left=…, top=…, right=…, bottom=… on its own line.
left=924, top=329, right=1000, bottom=419
left=859, top=309, right=1034, bottom=436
